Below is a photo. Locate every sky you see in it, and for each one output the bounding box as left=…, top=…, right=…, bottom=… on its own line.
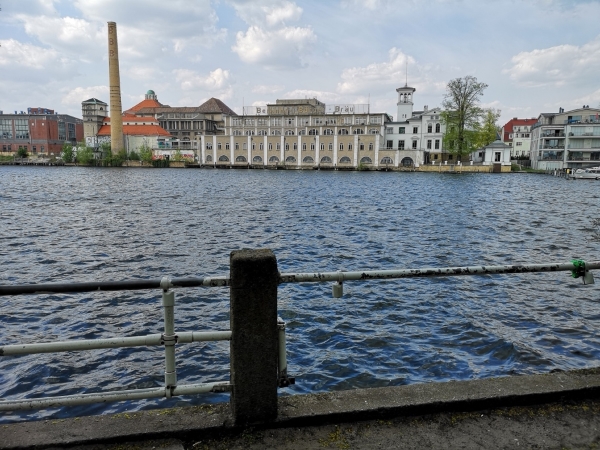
left=1, top=0, right=600, bottom=127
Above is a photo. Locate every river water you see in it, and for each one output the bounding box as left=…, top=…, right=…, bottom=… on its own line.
left=0, top=166, right=599, bottom=423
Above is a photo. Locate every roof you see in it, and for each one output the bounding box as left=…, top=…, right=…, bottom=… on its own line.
left=97, top=124, right=171, bottom=137
left=124, top=98, right=164, bottom=114
left=135, top=107, right=205, bottom=115
left=102, top=115, right=159, bottom=124
left=198, top=98, right=237, bottom=116
left=147, top=90, right=155, bottom=95
left=502, top=117, right=537, bottom=141
left=82, top=98, right=107, bottom=105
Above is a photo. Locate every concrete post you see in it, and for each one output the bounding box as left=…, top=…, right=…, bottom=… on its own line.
left=229, top=249, right=279, bottom=424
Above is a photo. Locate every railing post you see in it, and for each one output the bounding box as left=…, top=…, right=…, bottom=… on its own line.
left=229, top=249, right=279, bottom=425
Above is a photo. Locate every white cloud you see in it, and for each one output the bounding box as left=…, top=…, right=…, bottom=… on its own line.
left=173, top=68, right=232, bottom=92
left=284, top=89, right=341, bottom=103
left=505, top=35, right=600, bottom=87
left=229, top=0, right=315, bottom=69
left=232, top=25, right=316, bottom=68
left=252, top=85, right=285, bottom=94
left=62, top=86, right=110, bottom=106
left=337, top=48, right=445, bottom=95
left=0, top=39, right=61, bottom=69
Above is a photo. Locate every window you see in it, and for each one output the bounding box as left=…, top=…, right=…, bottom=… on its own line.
left=271, top=118, right=282, bottom=126
left=339, top=143, right=344, bottom=150
left=253, top=156, right=263, bottom=163
left=276, top=143, right=281, bottom=150
left=285, top=156, right=296, bottom=163
left=343, top=117, right=352, bottom=125
left=252, top=143, right=255, bottom=150
left=258, top=118, right=269, bottom=126
left=348, top=144, right=353, bottom=150
left=206, top=155, right=213, bottom=162
left=516, top=142, right=522, bottom=146
left=369, top=143, right=373, bottom=150
left=434, top=154, right=438, bottom=160
left=328, top=143, right=333, bottom=150
left=285, top=144, right=289, bottom=151
left=338, top=129, right=349, bottom=135
left=386, top=140, right=393, bottom=149
left=0, top=120, right=13, bottom=139
left=235, top=143, right=239, bottom=150
left=293, top=143, right=298, bottom=150
left=258, top=130, right=268, bottom=136
left=285, top=130, right=295, bottom=135
left=243, top=143, right=247, bottom=150
left=320, top=143, right=325, bottom=150
left=259, top=143, right=264, bottom=150
left=268, top=143, right=272, bottom=150
left=355, top=118, right=366, bottom=125
left=427, top=140, right=432, bottom=150
left=311, top=143, right=315, bottom=150
left=399, top=127, right=405, bottom=134
left=286, top=118, right=295, bottom=126
left=435, top=140, right=440, bottom=150
left=448, top=154, right=453, bottom=160
left=298, top=129, right=306, bottom=135
left=269, top=156, right=279, bottom=163
left=40, top=145, right=44, bottom=153
left=427, top=124, right=432, bottom=133
left=309, top=129, right=319, bottom=135
left=495, top=152, right=501, bottom=162
left=68, top=123, right=75, bottom=140
left=303, top=156, right=314, bottom=163
left=206, top=143, right=213, bottom=150
left=324, top=129, right=334, bottom=135
left=354, top=128, right=364, bottom=134
left=16, top=120, right=30, bottom=139
left=386, top=127, right=393, bottom=134
left=435, top=123, right=440, bottom=133
left=381, top=156, right=393, bottom=164
left=232, top=118, right=242, bottom=126
left=340, top=156, right=351, bottom=163
left=369, top=129, right=379, bottom=134
left=401, top=157, right=414, bottom=167
left=233, top=130, right=243, bottom=136
left=245, top=130, right=254, bottom=136
left=218, top=155, right=229, bottom=162
left=369, top=117, right=381, bottom=124
left=412, top=127, right=418, bottom=134
left=271, top=130, right=281, bottom=135
left=321, top=156, right=332, bottom=163
left=398, top=140, right=405, bottom=150
left=359, top=143, right=364, bottom=150
left=412, top=140, right=417, bottom=149
left=217, top=142, right=222, bottom=150
left=225, top=143, right=230, bottom=150
left=360, top=157, right=372, bottom=164
left=236, top=155, right=247, bottom=162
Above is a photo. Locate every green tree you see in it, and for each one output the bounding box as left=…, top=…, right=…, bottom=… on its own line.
left=17, top=147, right=29, bottom=159
left=172, top=149, right=183, bottom=162
left=139, top=143, right=153, bottom=163
left=61, top=143, right=74, bottom=163
left=473, top=108, right=501, bottom=149
left=75, top=142, right=94, bottom=165
left=441, top=76, right=488, bottom=161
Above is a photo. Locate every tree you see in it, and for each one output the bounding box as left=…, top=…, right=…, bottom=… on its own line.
left=61, top=143, right=74, bottom=163
left=75, top=142, right=94, bottom=165
left=139, top=143, right=153, bottom=163
left=473, top=108, right=501, bottom=149
left=17, top=147, right=29, bottom=159
left=172, top=149, right=183, bottom=162
left=441, top=76, right=488, bottom=161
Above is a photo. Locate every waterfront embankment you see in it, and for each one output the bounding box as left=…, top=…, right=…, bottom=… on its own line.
left=3, top=367, right=600, bottom=449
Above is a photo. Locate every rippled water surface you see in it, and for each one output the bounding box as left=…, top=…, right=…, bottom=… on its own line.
left=0, top=166, right=599, bottom=422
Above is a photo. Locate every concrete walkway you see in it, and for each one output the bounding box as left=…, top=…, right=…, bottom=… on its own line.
left=3, top=368, right=600, bottom=449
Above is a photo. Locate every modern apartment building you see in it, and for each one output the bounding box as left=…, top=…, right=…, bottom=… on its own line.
left=0, top=110, right=83, bottom=155
left=530, top=106, right=600, bottom=170
left=501, top=118, right=537, bottom=157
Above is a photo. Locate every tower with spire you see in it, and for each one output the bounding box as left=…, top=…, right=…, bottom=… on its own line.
left=396, top=83, right=415, bottom=121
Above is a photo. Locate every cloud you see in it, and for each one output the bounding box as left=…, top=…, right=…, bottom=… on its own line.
left=0, top=39, right=61, bottom=69
left=229, top=0, right=316, bottom=69
left=174, top=68, right=231, bottom=91
left=252, top=85, right=285, bottom=94
left=337, top=48, right=445, bottom=95
left=62, top=86, right=110, bottom=106
left=284, top=89, right=341, bottom=103
left=505, top=35, right=600, bottom=87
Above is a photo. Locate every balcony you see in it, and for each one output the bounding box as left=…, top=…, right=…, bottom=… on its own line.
left=564, top=118, right=600, bottom=124
left=568, top=132, right=600, bottom=137
left=541, top=131, right=565, bottom=138
left=541, top=145, right=565, bottom=149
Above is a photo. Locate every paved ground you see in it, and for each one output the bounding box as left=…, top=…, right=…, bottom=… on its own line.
left=5, top=368, right=600, bottom=450
left=49, top=399, right=600, bottom=450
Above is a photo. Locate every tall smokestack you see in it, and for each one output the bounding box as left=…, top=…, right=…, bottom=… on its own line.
left=107, top=21, right=124, bottom=154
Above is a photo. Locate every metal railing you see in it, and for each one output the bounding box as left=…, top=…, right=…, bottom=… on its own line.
left=0, top=258, right=598, bottom=417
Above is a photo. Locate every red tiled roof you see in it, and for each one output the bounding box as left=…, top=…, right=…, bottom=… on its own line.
left=97, top=124, right=171, bottom=137
left=124, top=98, right=164, bottom=114
left=502, top=118, right=537, bottom=141
left=103, top=115, right=158, bottom=125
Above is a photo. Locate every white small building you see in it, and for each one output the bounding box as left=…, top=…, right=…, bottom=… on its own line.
left=471, top=134, right=512, bottom=167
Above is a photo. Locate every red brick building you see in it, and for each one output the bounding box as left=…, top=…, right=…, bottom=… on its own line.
left=0, top=110, right=83, bottom=156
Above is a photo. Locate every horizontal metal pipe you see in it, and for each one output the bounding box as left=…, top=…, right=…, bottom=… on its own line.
left=0, top=276, right=229, bottom=297
left=279, top=261, right=600, bottom=284
left=1, top=331, right=232, bottom=356
left=0, top=382, right=231, bottom=411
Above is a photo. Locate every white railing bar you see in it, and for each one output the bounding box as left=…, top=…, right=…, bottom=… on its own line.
left=279, top=261, right=600, bottom=284
left=0, top=382, right=231, bottom=411
left=0, top=331, right=232, bottom=356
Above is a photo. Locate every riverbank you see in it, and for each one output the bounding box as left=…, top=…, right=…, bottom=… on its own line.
left=3, top=367, right=600, bottom=449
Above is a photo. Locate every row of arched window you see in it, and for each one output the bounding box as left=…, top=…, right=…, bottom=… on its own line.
left=204, top=155, right=398, bottom=164
left=229, top=128, right=380, bottom=136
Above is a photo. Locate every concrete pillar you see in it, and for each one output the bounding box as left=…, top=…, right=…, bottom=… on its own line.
left=229, top=249, right=279, bottom=424
left=107, top=22, right=124, bottom=154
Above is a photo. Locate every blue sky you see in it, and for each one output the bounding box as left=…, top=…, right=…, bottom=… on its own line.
left=1, top=0, right=600, bottom=126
